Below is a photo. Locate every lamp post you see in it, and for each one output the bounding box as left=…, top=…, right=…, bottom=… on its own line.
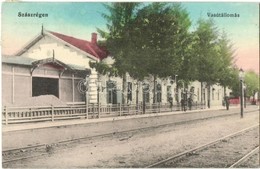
left=239, top=68, right=245, bottom=118
left=244, top=84, right=247, bottom=108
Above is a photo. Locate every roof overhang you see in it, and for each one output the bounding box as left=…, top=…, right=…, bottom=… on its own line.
left=2, top=56, right=91, bottom=77
left=31, top=57, right=91, bottom=76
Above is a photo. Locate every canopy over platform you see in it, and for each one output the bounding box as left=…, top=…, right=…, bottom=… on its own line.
left=2, top=56, right=91, bottom=76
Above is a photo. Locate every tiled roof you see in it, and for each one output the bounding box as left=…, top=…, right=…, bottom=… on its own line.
left=48, top=31, right=108, bottom=60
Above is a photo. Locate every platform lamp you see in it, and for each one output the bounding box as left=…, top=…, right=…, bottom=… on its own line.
left=243, top=84, right=247, bottom=108
left=239, top=68, right=245, bottom=118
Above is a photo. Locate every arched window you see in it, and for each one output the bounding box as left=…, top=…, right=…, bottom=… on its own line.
left=143, top=84, right=150, bottom=103
left=107, top=80, right=117, bottom=104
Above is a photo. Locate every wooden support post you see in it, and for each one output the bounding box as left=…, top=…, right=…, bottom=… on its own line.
left=51, top=105, right=54, bottom=122
left=92, top=103, right=95, bottom=118
left=136, top=104, right=138, bottom=115
left=29, top=108, right=32, bottom=120
left=72, top=74, right=75, bottom=103
left=5, top=106, right=8, bottom=125
left=85, top=91, right=89, bottom=119
left=12, top=67, right=15, bottom=104
left=98, top=103, right=100, bottom=118
left=119, top=103, right=122, bottom=116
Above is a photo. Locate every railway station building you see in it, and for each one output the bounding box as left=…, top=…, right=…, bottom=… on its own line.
left=2, top=28, right=230, bottom=107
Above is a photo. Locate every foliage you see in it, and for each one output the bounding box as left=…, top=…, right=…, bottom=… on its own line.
left=89, top=61, right=118, bottom=77
left=90, top=2, right=251, bottom=104
left=216, top=31, right=236, bottom=88
left=244, top=70, right=260, bottom=97
left=95, top=2, right=140, bottom=77
left=126, top=3, right=191, bottom=80
left=91, top=2, right=141, bottom=104
left=227, top=67, right=240, bottom=97
left=227, top=69, right=259, bottom=98
left=193, top=19, right=220, bottom=85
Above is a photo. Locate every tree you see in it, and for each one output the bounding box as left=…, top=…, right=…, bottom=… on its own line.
left=129, top=2, right=191, bottom=103
left=92, top=2, right=140, bottom=104
left=193, top=18, right=220, bottom=108
left=216, top=31, right=236, bottom=95
left=94, top=2, right=192, bottom=104
left=226, top=67, right=240, bottom=97
left=244, top=71, right=260, bottom=102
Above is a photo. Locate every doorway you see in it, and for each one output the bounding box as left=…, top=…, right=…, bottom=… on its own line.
left=32, top=77, right=59, bottom=98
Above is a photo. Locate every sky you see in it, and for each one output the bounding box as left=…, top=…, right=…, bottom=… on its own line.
left=1, top=2, right=259, bottom=73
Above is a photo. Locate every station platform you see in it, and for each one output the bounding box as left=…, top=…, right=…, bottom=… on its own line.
left=3, top=105, right=252, bottom=151
left=3, top=105, right=232, bottom=132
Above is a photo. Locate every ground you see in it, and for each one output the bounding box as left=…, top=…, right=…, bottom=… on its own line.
left=4, top=108, right=259, bottom=168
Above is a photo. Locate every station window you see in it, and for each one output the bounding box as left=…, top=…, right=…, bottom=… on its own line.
left=157, top=84, right=162, bottom=102
left=143, top=84, right=150, bottom=103
left=107, top=81, right=117, bottom=104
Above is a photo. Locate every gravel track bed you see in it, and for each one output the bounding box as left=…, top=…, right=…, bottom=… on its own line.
left=238, top=151, right=260, bottom=168
left=3, top=110, right=259, bottom=168
left=156, top=126, right=259, bottom=168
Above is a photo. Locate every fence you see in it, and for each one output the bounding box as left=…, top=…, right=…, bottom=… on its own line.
left=2, top=102, right=204, bottom=125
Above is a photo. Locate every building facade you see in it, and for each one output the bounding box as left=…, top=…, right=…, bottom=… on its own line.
left=2, top=29, right=230, bottom=107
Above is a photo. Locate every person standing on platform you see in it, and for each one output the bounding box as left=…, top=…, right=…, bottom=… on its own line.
left=225, top=96, right=230, bottom=110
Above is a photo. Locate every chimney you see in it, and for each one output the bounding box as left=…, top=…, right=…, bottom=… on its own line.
left=91, top=33, right=97, bottom=44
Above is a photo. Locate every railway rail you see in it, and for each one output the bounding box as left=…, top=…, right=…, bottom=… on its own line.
left=2, top=109, right=259, bottom=166
left=229, top=146, right=259, bottom=168
left=146, top=124, right=259, bottom=168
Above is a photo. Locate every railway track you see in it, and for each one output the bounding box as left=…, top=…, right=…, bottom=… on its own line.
left=229, top=146, right=259, bottom=168
left=146, top=124, right=259, bottom=168
left=2, top=109, right=259, bottom=165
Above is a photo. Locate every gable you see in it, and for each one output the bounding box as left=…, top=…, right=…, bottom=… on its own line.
left=48, top=31, right=108, bottom=60
left=18, top=35, right=95, bottom=69
left=16, top=30, right=108, bottom=62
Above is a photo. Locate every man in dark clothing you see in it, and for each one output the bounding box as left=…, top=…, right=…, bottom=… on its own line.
left=181, top=98, right=185, bottom=111
left=225, top=96, right=230, bottom=110
left=169, top=96, right=173, bottom=110
left=188, top=97, right=192, bottom=110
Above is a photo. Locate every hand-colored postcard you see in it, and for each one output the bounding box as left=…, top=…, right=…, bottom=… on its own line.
left=2, top=1, right=259, bottom=168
